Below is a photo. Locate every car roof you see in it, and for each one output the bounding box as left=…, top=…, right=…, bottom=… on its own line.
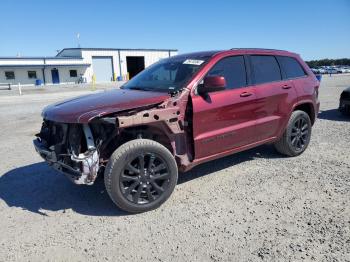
left=172, top=49, right=298, bottom=60
left=170, top=51, right=221, bottom=60
left=219, top=48, right=297, bottom=57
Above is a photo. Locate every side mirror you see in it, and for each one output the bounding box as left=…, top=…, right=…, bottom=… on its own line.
left=198, top=76, right=226, bottom=94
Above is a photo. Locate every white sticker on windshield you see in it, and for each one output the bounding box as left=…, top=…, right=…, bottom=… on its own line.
left=183, top=59, right=204, bottom=65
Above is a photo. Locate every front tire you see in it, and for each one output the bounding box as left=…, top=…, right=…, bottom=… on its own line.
left=104, top=139, right=178, bottom=213
left=339, top=100, right=350, bottom=116
left=274, top=110, right=312, bottom=157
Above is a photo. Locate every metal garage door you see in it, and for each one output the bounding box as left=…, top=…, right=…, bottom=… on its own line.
left=92, top=56, right=113, bottom=82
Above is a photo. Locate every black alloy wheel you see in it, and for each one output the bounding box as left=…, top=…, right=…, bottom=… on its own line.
left=104, top=139, right=178, bottom=213
left=290, top=117, right=309, bottom=152
left=120, top=153, right=170, bottom=205
left=274, top=110, right=312, bottom=157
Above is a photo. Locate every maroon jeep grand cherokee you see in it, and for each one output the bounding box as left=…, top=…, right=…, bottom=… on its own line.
left=34, top=49, right=320, bottom=212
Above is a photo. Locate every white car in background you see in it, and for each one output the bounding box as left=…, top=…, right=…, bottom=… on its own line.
left=318, top=68, right=327, bottom=74
left=326, top=67, right=338, bottom=74
left=311, top=68, right=320, bottom=74
left=339, top=67, right=350, bottom=73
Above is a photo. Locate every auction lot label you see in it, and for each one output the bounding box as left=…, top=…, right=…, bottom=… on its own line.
left=183, top=59, right=204, bottom=65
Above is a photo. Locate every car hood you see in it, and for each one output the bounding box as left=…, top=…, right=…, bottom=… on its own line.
left=42, top=89, right=169, bottom=123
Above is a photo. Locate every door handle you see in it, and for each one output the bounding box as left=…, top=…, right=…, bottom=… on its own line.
left=240, top=92, right=252, bottom=97
left=282, top=85, right=292, bottom=90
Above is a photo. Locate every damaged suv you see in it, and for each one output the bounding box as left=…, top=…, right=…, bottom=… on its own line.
left=34, top=49, right=320, bottom=213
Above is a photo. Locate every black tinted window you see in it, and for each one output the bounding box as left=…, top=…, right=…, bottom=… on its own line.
left=28, top=71, right=37, bottom=79
left=277, top=56, right=306, bottom=79
left=207, top=56, right=247, bottom=89
left=70, top=70, right=78, bottom=77
left=5, top=71, right=15, bottom=80
left=251, top=55, right=281, bottom=84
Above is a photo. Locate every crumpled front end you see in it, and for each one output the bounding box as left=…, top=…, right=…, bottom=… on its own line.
left=33, top=121, right=100, bottom=185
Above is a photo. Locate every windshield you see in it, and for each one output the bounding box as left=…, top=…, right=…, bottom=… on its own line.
left=123, top=56, right=210, bottom=92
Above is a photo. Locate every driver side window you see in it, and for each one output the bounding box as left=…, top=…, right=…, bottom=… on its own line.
left=207, top=56, right=247, bottom=89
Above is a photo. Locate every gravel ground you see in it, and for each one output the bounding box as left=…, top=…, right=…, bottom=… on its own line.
left=0, top=75, right=349, bottom=261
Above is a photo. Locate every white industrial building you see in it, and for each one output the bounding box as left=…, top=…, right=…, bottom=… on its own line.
left=0, top=48, right=177, bottom=87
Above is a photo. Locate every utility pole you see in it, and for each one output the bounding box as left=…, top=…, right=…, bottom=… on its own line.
left=77, top=33, right=81, bottom=48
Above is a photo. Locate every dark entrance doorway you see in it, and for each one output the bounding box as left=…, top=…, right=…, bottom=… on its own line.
left=51, top=69, right=60, bottom=84
left=126, top=56, right=145, bottom=79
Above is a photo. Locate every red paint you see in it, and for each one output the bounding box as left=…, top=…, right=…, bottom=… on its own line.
left=183, top=49, right=319, bottom=166
left=41, top=49, right=320, bottom=170
left=204, top=76, right=226, bottom=88
left=43, top=89, right=169, bottom=123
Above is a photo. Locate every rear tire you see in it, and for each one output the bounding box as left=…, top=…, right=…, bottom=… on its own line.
left=104, top=139, right=178, bottom=213
left=274, top=110, right=312, bottom=157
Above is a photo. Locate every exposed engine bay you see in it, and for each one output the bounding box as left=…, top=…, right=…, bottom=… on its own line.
left=34, top=121, right=106, bottom=184
left=33, top=91, right=193, bottom=185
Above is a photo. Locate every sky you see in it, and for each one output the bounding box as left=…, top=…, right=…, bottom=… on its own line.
left=0, top=0, right=349, bottom=60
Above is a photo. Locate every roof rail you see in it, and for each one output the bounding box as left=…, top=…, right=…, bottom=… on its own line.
left=230, top=48, right=287, bottom=52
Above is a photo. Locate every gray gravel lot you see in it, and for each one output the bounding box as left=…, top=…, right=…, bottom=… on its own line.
left=0, top=75, right=349, bottom=261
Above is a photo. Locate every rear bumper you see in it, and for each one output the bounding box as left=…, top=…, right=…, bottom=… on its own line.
left=33, top=137, right=99, bottom=185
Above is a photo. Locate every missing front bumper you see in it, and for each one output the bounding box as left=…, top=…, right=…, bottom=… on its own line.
left=33, top=123, right=100, bottom=185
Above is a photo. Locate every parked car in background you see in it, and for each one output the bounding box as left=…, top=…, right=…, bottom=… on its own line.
left=318, top=67, right=327, bottom=74
left=311, top=66, right=350, bottom=74
left=33, top=48, right=320, bottom=213
left=339, top=67, right=350, bottom=74
left=311, top=68, right=320, bottom=74
left=339, top=87, right=350, bottom=115
left=336, top=67, right=343, bottom=74
left=326, top=67, right=338, bottom=74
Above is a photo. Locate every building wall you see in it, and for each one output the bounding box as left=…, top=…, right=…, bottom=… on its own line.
left=0, top=58, right=85, bottom=66
left=0, top=56, right=90, bottom=86
left=119, top=50, right=172, bottom=79
left=0, top=48, right=178, bottom=85
left=0, top=59, right=43, bottom=66
left=81, top=50, right=120, bottom=83
left=45, top=58, right=87, bottom=65
left=0, top=68, right=44, bottom=86
left=80, top=49, right=178, bottom=82
left=0, top=66, right=88, bottom=86
left=43, top=67, right=88, bottom=85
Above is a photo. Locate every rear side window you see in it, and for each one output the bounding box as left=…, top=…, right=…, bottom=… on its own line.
left=277, top=56, right=307, bottom=79
left=207, top=56, right=247, bottom=89
left=250, top=55, right=281, bottom=84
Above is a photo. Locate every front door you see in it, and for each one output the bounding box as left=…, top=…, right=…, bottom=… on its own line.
left=51, top=69, right=60, bottom=84
left=191, top=55, right=257, bottom=159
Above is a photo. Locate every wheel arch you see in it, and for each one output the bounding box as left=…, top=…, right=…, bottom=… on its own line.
left=118, top=124, right=174, bottom=154
left=292, top=101, right=316, bottom=125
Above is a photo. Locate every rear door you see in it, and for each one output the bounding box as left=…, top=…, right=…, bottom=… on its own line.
left=276, top=55, right=310, bottom=103
left=249, top=55, right=298, bottom=141
left=191, top=55, right=257, bottom=159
